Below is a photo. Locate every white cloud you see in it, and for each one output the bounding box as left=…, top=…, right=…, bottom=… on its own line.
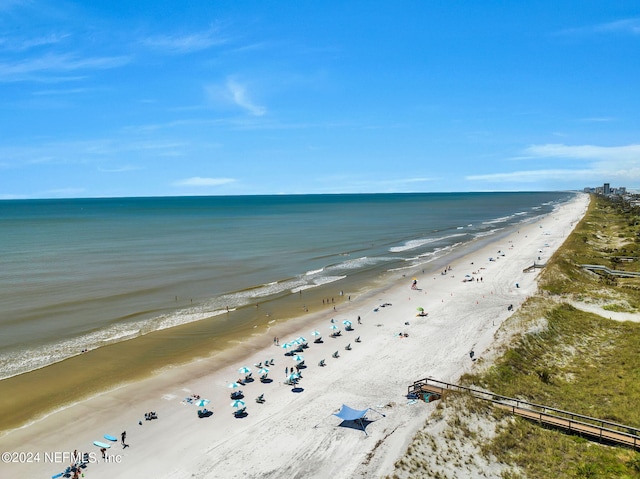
left=468, top=143, right=640, bottom=185
left=579, top=117, right=615, bottom=123
left=467, top=169, right=593, bottom=183
left=173, top=177, right=236, bottom=187
left=98, top=165, right=142, bottom=173
left=522, top=143, right=640, bottom=162
left=0, top=53, right=131, bottom=82
left=205, top=79, right=267, bottom=116
left=594, top=18, right=640, bottom=35
left=558, top=17, right=640, bottom=36
left=226, top=79, right=266, bottom=116
left=142, top=28, right=227, bottom=54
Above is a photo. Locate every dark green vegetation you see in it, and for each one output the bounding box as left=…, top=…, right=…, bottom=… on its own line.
left=464, top=195, right=640, bottom=479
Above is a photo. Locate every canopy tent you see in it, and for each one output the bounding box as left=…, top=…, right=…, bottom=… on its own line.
left=333, top=405, right=369, bottom=421
left=332, top=404, right=385, bottom=435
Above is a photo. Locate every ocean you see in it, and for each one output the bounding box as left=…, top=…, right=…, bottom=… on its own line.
left=0, top=192, right=573, bottom=430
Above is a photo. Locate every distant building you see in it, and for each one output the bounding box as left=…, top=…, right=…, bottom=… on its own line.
left=584, top=183, right=627, bottom=197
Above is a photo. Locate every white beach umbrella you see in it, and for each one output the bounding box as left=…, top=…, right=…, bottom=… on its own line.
left=258, top=368, right=269, bottom=376
left=238, top=366, right=251, bottom=374
left=227, top=382, right=241, bottom=389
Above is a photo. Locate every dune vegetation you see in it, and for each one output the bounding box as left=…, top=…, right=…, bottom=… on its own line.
left=388, top=195, right=640, bottom=479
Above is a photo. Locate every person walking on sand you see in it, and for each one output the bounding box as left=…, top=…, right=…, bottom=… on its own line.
left=121, top=430, right=126, bottom=445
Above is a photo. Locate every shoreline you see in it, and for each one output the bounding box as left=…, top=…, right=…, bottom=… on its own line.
left=0, top=193, right=589, bottom=479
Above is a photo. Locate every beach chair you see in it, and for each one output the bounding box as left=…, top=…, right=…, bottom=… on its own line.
left=297, top=360, right=305, bottom=368
left=254, top=362, right=262, bottom=369
left=230, top=390, right=244, bottom=400
left=332, top=351, right=339, bottom=358
left=256, top=394, right=265, bottom=403
left=345, top=325, right=353, bottom=331
left=269, top=358, right=275, bottom=365
left=234, top=407, right=247, bottom=417
left=314, top=336, right=323, bottom=343
left=355, top=336, right=361, bottom=343
left=198, top=408, right=212, bottom=418
left=345, top=343, right=351, bottom=350
left=318, top=359, right=326, bottom=367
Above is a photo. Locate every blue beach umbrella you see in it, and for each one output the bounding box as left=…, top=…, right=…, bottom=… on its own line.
left=342, top=320, right=352, bottom=326
left=238, top=366, right=251, bottom=374
left=281, top=342, right=292, bottom=350
left=287, top=372, right=300, bottom=382
left=311, top=330, right=321, bottom=336
left=195, top=399, right=210, bottom=407
left=228, top=382, right=241, bottom=389
left=330, top=324, right=339, bottom=330
left=230, top=399, right=246, bottom=408
left=258, top=368, right=269, bottom=376
left=292, top=355, right=304, bottom=362
left=297, top=336, right=307, bottom=343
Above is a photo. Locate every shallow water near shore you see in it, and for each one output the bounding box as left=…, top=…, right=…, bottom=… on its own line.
left=0, top=192, right=573, bottom=432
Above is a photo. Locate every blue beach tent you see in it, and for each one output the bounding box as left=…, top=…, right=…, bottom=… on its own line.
left=333, top=404, right=385, bottom=435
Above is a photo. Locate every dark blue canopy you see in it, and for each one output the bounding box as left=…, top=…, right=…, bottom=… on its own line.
left=333, top=404, right=369, bottom=421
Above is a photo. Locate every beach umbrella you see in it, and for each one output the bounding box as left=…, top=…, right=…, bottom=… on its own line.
left=228, top=382, right=241, bottom=389
left=330, top=324, right=339, bottom=330
left=292, top=355, right=304, bottom=362
left=195, top=399, right=210, bottom=407
left=330, top=318, right=335, bottom=323
left=258, top=368, right=269, bottom=375
left=238, top=366, right=251, bottom=374
left=290, top=338, right=302, bottom=345
left=342, top=320, right=352, bottom=326
left=230, top=399, right=246, bottom=408
left=311, top=330, right=321, bottom=336
left=416, top=307, right=424, bottom=312
left=297, top=336, right=307, bottom=343
left=287, top=373, right=300, bottom=381
left=281, top=342, right=292, bottom=350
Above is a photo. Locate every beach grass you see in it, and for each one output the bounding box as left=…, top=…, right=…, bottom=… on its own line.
left=388, top=194, right=640, bottom=479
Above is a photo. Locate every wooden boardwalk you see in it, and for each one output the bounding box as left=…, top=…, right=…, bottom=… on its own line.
left=409, top=378, right=640, bottom=450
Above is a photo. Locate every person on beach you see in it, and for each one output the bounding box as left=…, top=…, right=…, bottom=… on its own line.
left=121, top=431, right=126, bottom=445
left=100, top=447, right=106, bottom=459
left=357, top=316, right=361, bottom=324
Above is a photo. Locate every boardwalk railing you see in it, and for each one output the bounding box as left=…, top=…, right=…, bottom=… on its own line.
left=523, top=261, right=546, bottom=272
left=409, top=377, right=640, bottom=450
left=581, top=264, right=640, bottom=278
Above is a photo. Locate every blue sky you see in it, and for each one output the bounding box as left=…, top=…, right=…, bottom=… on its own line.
left=1, top=1, right=639, bottom=198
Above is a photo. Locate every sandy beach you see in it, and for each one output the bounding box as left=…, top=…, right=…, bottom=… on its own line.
left=0, top=193, right=589, bottom=479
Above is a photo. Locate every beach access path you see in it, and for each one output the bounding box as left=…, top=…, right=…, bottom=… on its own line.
left=0, top=194, right=590, bottom=479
